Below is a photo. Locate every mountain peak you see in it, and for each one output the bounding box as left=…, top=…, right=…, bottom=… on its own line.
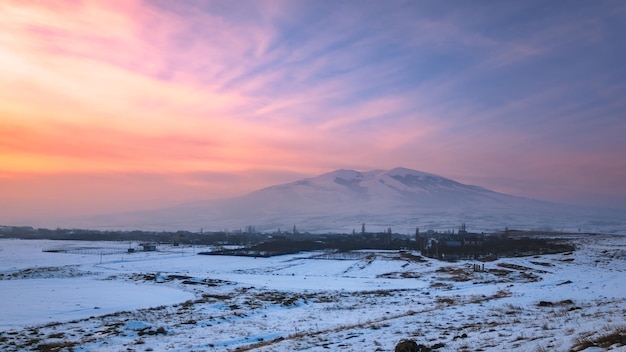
left=325, top=169, right=364, bottom=180
left=266, top=167, right=487, bottom=201
left=323, top=167, right=441, bottom=180
left=385, top=167, right=441, bottom=178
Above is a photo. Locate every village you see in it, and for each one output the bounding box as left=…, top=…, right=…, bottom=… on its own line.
left=1, top=222, right=578, bottom=261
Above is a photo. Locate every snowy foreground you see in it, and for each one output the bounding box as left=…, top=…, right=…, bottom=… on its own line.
left=1, top=236, right=625, bottom=351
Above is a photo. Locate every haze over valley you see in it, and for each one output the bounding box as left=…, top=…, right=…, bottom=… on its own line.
left=81, top=167, right=626, bottom=234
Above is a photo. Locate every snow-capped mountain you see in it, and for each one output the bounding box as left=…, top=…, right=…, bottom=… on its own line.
left=82, top=167, right=626, bottom=234
left=239, top=167, right=524, bottom=211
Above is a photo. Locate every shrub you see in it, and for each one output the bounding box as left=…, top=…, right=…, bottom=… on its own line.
left=395, top=339, right=419, bottom=352
left=395, top=339, right=439, bottom=352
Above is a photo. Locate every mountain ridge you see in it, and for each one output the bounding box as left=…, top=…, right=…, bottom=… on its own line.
left=243, top=167, right=531, bottom=209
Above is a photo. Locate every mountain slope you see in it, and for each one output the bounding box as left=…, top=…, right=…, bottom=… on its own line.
left=80, top=167, right=626, bottom=234
left=231, top=167, right=547, bottom=214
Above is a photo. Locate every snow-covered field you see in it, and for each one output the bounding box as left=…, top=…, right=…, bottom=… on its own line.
left=1, top=236, right=625, bottom=351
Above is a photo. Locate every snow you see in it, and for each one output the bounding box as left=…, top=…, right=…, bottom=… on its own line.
left=1, top=235, right=625, bottom=351
left=0, top=278, right=192, bottom=328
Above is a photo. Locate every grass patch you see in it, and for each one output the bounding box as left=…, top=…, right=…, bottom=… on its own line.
left=537, top=299, right=575, bottom=307
left=35, top=341, right=79, bottom=352
left=571, top=325, right=626, bottom=351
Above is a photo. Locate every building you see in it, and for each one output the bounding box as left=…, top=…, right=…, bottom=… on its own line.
left=139, top=243, right=157, bottom=251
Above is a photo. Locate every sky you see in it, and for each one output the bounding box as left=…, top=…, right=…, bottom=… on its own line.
left=1, top=0, right=625, bottom=225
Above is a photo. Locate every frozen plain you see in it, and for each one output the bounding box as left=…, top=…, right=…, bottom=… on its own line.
left=0, top=235, right=625, bottom=351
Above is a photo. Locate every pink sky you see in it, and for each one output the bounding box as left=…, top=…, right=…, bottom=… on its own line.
left=1, top=1, right=625, bottom=226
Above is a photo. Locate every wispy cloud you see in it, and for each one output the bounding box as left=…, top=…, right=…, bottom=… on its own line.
left=1, top=0, right=625, bottom=222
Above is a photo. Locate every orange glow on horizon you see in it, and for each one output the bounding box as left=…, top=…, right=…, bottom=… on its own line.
left=1, top=0, right=625, bottom=226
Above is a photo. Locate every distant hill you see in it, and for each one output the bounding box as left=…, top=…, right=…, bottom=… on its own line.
left=84, top=167, right=626, bottom=234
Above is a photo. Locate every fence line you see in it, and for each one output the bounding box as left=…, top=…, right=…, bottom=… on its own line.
left=42, top=246, right=130, bottom=255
